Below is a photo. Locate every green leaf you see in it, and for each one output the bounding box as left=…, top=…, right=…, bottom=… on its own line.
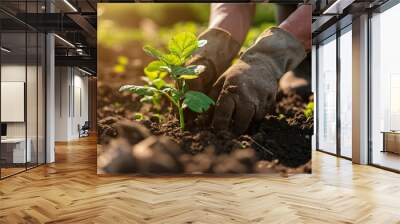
left=159, top=71, right=168, bottom=79
left=140, top=95, right=153, bottom=103
left=119, top=85, right=158, bottom=96
left=159, top=66, right=171, bottom=73
left=169, top=65, right=204, bottom=79
left=160, top=87, right=175, bottom=93
left=143, top=45, right=164, bottom=59
left=161, top=54, right=182, bottom=65
left=161, top=87, right=180, bottom=103
left=170, top=66, right=189, bottom=76
left=144, top=60, right=167, bottom=80
left=168, top=32, right=198, bottom=60
left=144, top=70, right=157, bottom=81
left=304, top=102, right=314, bottom=119
left=179, top=65, right=205, bottom=79
left=179, top=75, right=198, bottom=80
left=133, top=113, right=144, bottom=121
left=171, top=91, right=181, bottom=103
left=118, top=56, right=129, bottom=65
left=183, top=91, right=215, bottom=113
left=145, top=60, right=166, bottom=72
left=114, top=64, right=125, bottom=74
left=152, top=78, right=166, bottom=89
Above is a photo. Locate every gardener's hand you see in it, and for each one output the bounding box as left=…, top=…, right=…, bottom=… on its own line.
left=209, top=27, right=306, bottom=134
left=186, top=28, right=241, bottom=94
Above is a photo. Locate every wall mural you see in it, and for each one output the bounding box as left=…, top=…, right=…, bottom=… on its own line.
left=97, top=3, right=313, bottom=175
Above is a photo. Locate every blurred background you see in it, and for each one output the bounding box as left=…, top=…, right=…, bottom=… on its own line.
left=98, top=3, right=277, bottom=87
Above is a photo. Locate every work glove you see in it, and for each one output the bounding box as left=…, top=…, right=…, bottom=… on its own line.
left=186, top=28, right=241, bottom=94
left=279, top=55, right=311, bottom=100
left=209, top=27, right=307, bottom=134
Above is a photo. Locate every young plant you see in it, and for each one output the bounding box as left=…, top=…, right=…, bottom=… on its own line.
left=120, top=32, right=214, bottom=130
left=138, top=59, right=170, bottom=108
left=277, top=113, right=286, bottom=120
left=304, top=102, right=314, bottom=120
left=114, top=56, right=129, bottom=74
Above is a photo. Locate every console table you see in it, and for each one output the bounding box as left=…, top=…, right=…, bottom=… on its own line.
left=382, top=131, right=400, bottom=154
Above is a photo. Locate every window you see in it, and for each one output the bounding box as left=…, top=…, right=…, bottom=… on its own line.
left=317, top=35, right=337, bottom=154
left=339, top=26, right=352, bottom=158
left=370, top=2, right=400, bottom=171
left=0, top=2, right=46, bottom=179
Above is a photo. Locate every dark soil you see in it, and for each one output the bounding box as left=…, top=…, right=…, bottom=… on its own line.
left=139, top=109, right=312, bottom=168
left=97, top=82, right=313, bottom=174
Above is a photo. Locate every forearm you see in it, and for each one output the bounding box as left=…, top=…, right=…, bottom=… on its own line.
left=209, top=3, right=255, bottom=45
left=279, top=4, right=312, bottom=52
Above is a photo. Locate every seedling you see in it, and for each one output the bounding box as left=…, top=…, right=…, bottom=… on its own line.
left=133, top=112, right=145, bottom=121
left=114, top=56, right=129, bottom=74
left=304, top=102, right=314, bottom=120
left=120, top=32, right=214, bottom=130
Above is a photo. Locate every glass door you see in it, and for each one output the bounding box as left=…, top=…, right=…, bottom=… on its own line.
left=0, top=1, right=46, bottom=179
left=1, top=30, right=28, bottom=178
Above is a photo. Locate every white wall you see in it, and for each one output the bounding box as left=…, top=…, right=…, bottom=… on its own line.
left=1, top=65, right=28, bottom=138
left=55, top=67, right=89, bottom=141
left=1, top=63, right=46, bottom=164
left=1, top=64, right=37, bottom=137
left=55, top=66, right=69, bottom=141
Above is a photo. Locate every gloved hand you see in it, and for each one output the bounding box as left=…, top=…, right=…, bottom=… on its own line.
left=209, top=27, right=307, bottom=134
left=279, top=55, right=312, bottom=100
left=186, top=28, right=241, bottom=94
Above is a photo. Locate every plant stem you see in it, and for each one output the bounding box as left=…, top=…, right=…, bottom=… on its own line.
left=178, top=106, right=185, bottom=131
left=161, top=91, right=184, bottom=130
left=161, top=92, right=178, bottom=107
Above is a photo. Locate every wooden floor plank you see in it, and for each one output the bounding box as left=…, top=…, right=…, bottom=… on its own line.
left=0, top=136, right=400, bottom=223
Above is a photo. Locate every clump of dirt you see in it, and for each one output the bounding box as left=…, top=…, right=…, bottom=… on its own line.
left=98, top=88, right=313, bottom=174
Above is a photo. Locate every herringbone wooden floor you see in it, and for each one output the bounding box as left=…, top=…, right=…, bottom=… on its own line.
left=1, top=136, right=400, bottom=224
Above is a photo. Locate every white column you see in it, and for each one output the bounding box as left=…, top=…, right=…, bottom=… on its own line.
left=352, top=14, right=369, bottom=164
left=46, top=33, right=55, bottom=163
left=45, top=1, right=56, bottom=163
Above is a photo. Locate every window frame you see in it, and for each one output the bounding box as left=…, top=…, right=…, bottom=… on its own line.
left=0, top=0, right=48, bottom=180
left=314, top=16, right=353, bottom=160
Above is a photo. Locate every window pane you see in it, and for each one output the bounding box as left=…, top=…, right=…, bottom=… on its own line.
left=1, top=31, right=27, bottom=177
left=317, top=36, right=337, bottom=154
left=371, top=3, right=400, bottom=171
left=339, top=27, right=352, bottom=158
